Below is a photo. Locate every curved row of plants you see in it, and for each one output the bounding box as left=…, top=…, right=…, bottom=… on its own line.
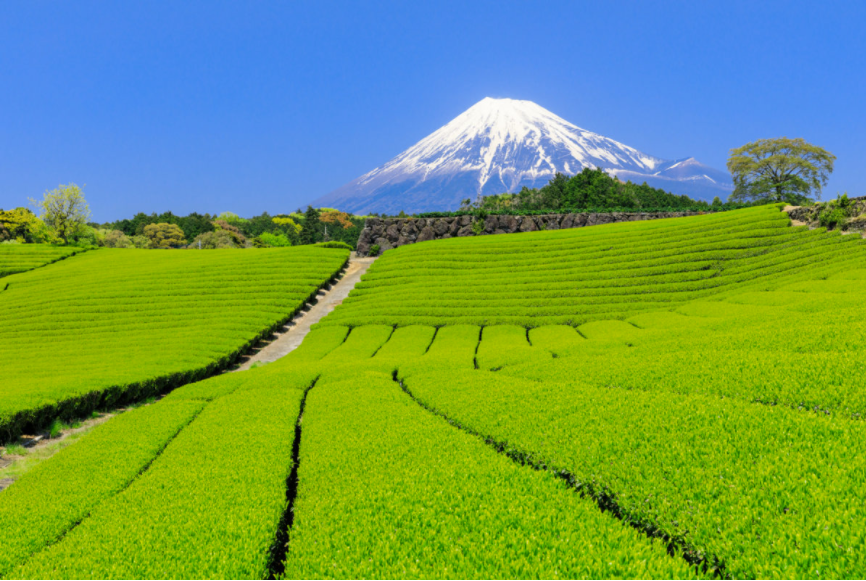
left=0, top=245, right=349, bottom=442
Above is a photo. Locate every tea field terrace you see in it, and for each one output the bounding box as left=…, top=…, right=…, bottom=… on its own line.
left=0, top=246, right=348, bottom=442
left=321, top=204, right=863, bottom=328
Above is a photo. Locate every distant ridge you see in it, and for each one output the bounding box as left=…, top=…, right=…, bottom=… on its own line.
left=315, top=98, right=733, bottom=214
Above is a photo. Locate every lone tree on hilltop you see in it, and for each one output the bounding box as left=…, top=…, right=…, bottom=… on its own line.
left=727, top=138, right=835, bottom=205
left=30, top=183, right=91, bottom=244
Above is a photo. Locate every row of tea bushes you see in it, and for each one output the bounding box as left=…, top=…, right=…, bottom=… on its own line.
left=318, top=206, right=863, bottom=328
left=1, top=327, right=348, bottom=578
left=282, top=367, right=696, bottom=579
left=0, top=401, right=205, bottom=577
left=400, top=361, right=866, bottom=578
left=0, top=244, right=84, bottom=279
left=0, top=246, right=349, bottom=442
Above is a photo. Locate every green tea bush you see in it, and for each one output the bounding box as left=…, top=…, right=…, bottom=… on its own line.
left=0, top=244, right=84, bottom=279
left=314, top=240, right=353, bottom=250
left=0, top=400, right=204, bottom=577
left=0, top=246, right=348, bottom=442
left=16, top=384, right=306, bottom=579
left=6, top=203, right=866, bottom=578
left=319, top=206, right=851, bottom=328
left=819, top=206, right=849, bottom=230
left=283, top=370, right=694, bottom=579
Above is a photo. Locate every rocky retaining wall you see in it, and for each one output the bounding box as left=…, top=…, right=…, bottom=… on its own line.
left=786, top=196, right=866, bottom=233
left=356, top=212, right=703, bottom=256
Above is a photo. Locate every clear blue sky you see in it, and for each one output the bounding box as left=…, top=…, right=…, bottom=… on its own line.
left=1, top=0, right=863, bottom=222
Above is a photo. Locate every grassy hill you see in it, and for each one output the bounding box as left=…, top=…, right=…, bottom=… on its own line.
left=320, top=205, right=863, bottom=327
left=3, top=206, right=866, bottom=578
left=0, top=246, right=348, bottom=441
left=0, top=244, right=86, bottom=279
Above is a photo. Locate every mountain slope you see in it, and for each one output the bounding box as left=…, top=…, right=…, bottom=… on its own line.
left=315, top=98, right=732, bottom=214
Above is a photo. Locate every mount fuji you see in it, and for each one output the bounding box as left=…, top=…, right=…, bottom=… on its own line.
left=314, top=98, right=732, bottom=214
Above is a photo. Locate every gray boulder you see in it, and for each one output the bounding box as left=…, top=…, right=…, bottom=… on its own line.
left=520, top=219, right=538, bottom=232
left=416, top=226, right=436, bottom=242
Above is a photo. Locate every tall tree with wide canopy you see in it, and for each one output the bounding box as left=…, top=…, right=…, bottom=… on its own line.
left=30, top=183, right=91, bottom=243
left=727, top=137, right=835, bottom=205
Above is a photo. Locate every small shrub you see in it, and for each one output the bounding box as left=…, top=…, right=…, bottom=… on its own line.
left=315, top=241, right=353, bottom=250
left=130, top=235, right=150, bottom=249
left=370, top=244, right=381, bottom=256
left=257, top=232, right=293, bottom=247
left=48, top=419, right=68, bottom=439
left=471, top=220, right=484, bottom=235
left=819, top=207, right=848, bottom=230
left=3, top=443, right=27, bottom=456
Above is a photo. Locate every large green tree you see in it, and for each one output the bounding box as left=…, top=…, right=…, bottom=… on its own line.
left=30, top=183, right=91, bottom=243
left=0, top=207, right=57, bottom=243
left=727, top=138, right=835, bottom=205
left=143, top=223, right=187, bottom=249
left=300, top=206, right=320, bottom=245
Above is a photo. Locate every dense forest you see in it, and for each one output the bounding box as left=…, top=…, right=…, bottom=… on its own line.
left=97, top=207, right=364, bottom=249
left=418, top=168, right=743, bottom=217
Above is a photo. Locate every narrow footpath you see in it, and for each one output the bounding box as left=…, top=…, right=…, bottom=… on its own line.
left=234, top=253, right=377, bottom=371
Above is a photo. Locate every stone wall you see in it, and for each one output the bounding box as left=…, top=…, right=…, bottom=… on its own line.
left=356, top=211, right=704, bottom=256
left=785, top=196, right=866, bottom=233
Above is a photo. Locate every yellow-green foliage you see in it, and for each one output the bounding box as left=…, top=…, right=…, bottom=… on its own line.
left=0, top=244, right=83, bottom=278
left=0, top=246, right=348, bottom=441
left=0, top=400, right=204, bottom=578
left=284, top=367, right=693, bottom=578
left=318, top=205, right=863, bottom=327
left=16, top=382, right=305, bottom=579
left=1, top=334, right=337, bottom=579
left=4, top=206, right=866, bottom=578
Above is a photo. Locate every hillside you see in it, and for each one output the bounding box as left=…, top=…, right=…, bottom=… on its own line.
left=2, top=207, right=866, bottom=578
left=320, top=205, right=862, bottom=327
left=0, top=244, right=85, bottom=279
left=0, top=246, right=348, bottom=441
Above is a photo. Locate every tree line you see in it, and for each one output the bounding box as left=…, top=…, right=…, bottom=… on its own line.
left=0, top=137, right=846, bottom=247
left=99, top=206, right=363, bottom=249
left=457, top=167, right=725, bottom=215
left=1, top=185, right=364, bottom=249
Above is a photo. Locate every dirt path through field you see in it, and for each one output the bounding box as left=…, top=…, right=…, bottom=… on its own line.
left=234, top=253, right=377, bottom=371
left=0, top=411, right=117, bottom=491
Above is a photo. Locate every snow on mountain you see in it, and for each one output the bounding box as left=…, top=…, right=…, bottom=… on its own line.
left=314, top=98, right=732, bottom=214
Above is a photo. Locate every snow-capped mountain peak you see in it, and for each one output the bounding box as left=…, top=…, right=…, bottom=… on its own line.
left=314, top=98, right=732, bottom=214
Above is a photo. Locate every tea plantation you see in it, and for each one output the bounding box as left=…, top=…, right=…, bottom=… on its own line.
left=2, top=205, right=865, bottom=578
left=0, top=244, right=85, bottom=279
left=0, top=246, right=348, bottom=441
